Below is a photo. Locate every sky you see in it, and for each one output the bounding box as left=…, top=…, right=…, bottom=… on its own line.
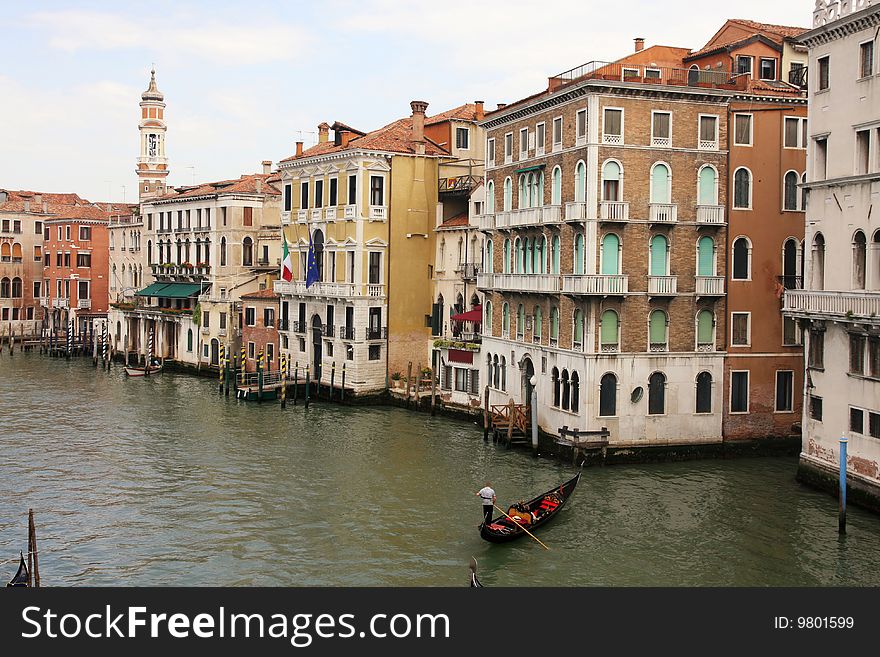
left=0, top=0, right=814, bottom=203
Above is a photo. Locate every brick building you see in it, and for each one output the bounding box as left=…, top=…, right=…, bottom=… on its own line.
left=240, top=289, right=280, bottom=373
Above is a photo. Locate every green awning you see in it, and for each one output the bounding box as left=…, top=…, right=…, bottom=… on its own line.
left=155, top=283, right=204, bottom=299
left=514, top=164, right=545, bottom=174
left=135, top=283, right=172, bottom=297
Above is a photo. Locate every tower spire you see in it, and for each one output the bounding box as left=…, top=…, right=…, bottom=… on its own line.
left=137, top=66, right=169, bottom=201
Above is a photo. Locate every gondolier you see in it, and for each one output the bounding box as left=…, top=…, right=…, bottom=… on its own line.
left=476, top=482, right=496, bottom=526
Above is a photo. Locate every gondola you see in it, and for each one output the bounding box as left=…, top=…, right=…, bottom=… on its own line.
left=124, top=363, right=163, bottom=377
left=479, top=470, right=580, bottom=543
left=468, top=557, right=483, bottom=587
left=6, top=553, right=29, bottom=587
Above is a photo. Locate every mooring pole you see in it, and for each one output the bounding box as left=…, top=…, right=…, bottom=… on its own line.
left=28, top=508, right=40, bottom=588
left=280, top=353, right=287, bottom=409
left=257, top=350, right=264, bottom=403
left=839, top=435, right=848, bottom=534
left=304, top=362, right=310, bottom=409
left=219, top=344, right=225, bottom=394
left=531, top=383, right=539, bottom=457
left=224, top=350, right=230, bottom=397
left=330, top=361, right=336, bottom=401
left=341, top=363, right=346, bottom=404
left=406, top=361, right=413, bottom=407
left=293, top=361, right=299, bottom=405
left=430, top=366, right=437, bottom=416
left=483, top=386, right=490, bottom=441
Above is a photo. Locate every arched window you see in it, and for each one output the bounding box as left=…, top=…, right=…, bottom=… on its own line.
left=601, top=233, right=620, bottom=274
left=649, top=234, right=669, bottom=276
left=853, top=230, right=867, bottom=290
left=801, top=172, right=808, bottom=211
left=220, top=237, right=227, bottom=266
left=242, top=237, right=253, bottom=267
left=697, top=310, right=714, bottom=350
left=518, top=175, right=527, bottom=209
left=204, top=239, right=210, bottom=265
left=550, top=306, right=559, bottom=345
left=551, top=235, right=561, bottom=274
left=552, top=367, right=560, bottom=407
left=697, top=236, right=715, bottom=277
left=0, top=243, right=9, bottom=261
left=492, top=355, right=499, bottom=388
left=602, top=160, right=621, bottom=201
left=11, top=243, right=22, bottom=261
left=783, top=238, right=799, bottom=288
left=502, top=303, right=510, bottom=337
left=147, top=240, right=153, bottom=265
left=648, top=371, right=666, bottom=415
left=533, top=306, right=543, bottom=343
left=0, top=277, right=9, bottom=297
left=599, top=373, right=617, bottom=417
left=551, top=166, right=562, bottom=206
left=873, top=230, right=880, bottom=289
left=110, top=232, right=115, bottom=250
left=486, top=240, right=494, bottom=273
left=812, top=233, right=825, bottom=290
left=695, top=372, right=712, bottom=414
left=503, top=238, right=511, bottom=274
left=733, top=167, right=752, bottom=209
left=574, top=233, right=585, bottom=274
left=184, top=238, right=191, bottom=263
left=533, top=236, right=543, bottom=273
left=698, top=165, right=718, bottom=205
left=529, top=172, right=541, bottom=207
left=783, top=171, right=799, bottom=211
left=514, top=237, right=523, bottom=273
left=500, top=356, right=506, bottom=391
left=650, top=163, right=671, bottom=203
left=484, top=300, right=492, bottom=336
left=486, top=180, right=495, bottom=214
left=176, top=239, right=182, bottom=263
left=561, top=369, right=571, bottom=410
left=732, top=237, right=750, bottom=280
left=573, top=309, right=584, bottom=350
left=649, top=309, right=668, bottom=350
left=575, top=161, right=586, bottom=203
left=457, top=237, right=463, bottom=266
left=187, top=329, right=193, bottom=352
left=115, top=321, right=121, bottom=341
left=570, top=372, right=580, bottom=413
left=503, top=177, right=512, bottom=211
left=600, top=309, right=619, bottom=351
left=10, top=277, right=22, bottom=298
left=517, top=304, right=525, bottom=340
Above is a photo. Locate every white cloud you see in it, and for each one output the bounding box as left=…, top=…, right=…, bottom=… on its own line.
left=27, top=9, right=312, bottom=66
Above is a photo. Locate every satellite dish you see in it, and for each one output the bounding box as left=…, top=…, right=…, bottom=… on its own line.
left=631, top=386, right=644, bottom=403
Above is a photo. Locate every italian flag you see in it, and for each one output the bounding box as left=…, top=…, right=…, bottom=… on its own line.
left=281, top=234, right=293, bottom=282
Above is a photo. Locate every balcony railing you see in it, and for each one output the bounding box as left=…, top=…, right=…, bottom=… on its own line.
left=324, top=325, right=335, bottom=338
left=369, top=206, right=387, bottom=221
left=600, top=201, right=629, bottom=221
left=494, top=211, right=513, bottom=228
left=565, top=201, right=588, bottom=222
left=51, top=298, right=69, bottom=308
left=777, top=275, right=803, bottom=290
left=461, top=263, right=480, bottom=280
left=476, top=273, right=560, bottom=293
left=783, top=290, right=880, bottom=321
left=309, top=208, right=322, bottom=222
left=324, top=208, right=337, bottom=222
left=291, top=320, right=305, bottom=333
left=647, top=276, right=677, bottom=295
left=649, top=342, right=668, bottom=353
left=274, top=280, right=386, bottom=299
left=339, top=326, right=356, bottom=340
left=366, top=327, right=388, bottom=340
left=439, top=175, right=483, bottom=195
left=77, top=299, right=92, bottom=309
left=201, top=326, right=210, bottom=335
left=695, top=276, right=725, bottom=296
left=297, top=210, right=308, bottom=223
left=649, top=203, right=677, bottom=223
left=696, top=205, right=725, bottom=224
left=562, top=274, right=628, bottom=295
left=698, top=139, right=719, bottom=151
left=549, top=60, right=743, bottom=92
left=542, top=205, right=563, bottom=224
left=478, top=214, right=495, bottom=231
left=38, top=296, right=48, bottom=306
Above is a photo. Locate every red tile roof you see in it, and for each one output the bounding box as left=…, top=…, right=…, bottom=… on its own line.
left=0, top=189, right=124, bottom=220
left=729, top=18, right=809, bottom=40
left=426, top=103, right=479, bottom=126
left=438, top=212, right=470, bottom=228
left=154, top=173, right=281, bottom=201
left=688, top=19, right=808, bottom=58
left=241, top=288, right=280, bottom=300
left=280, top=115, right=450, bottom=163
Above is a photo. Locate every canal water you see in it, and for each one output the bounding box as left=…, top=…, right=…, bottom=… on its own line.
left=1, top=353, right=879, bottom=586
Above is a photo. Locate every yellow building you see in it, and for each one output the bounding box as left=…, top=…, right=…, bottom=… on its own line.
left=276, top=101, right=463, bottom=394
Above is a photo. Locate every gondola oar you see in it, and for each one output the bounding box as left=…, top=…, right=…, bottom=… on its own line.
left=492, top=504, right=550, bottom=550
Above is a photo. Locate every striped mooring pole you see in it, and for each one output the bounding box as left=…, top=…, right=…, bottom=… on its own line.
left=102, top=321, right=108, bottom=369
left=224, top=347, right=231, bottom=397
left=280, top=353, right=287, bottom=408
left=257, top=350, right=264, bottom=403
left=839, top=435, right=848, bottom=534
left=66, top=320, right=72, bottom=360
left=146, top=328, right=154, bottom=376
left=219, top=343, right=225, bottom=394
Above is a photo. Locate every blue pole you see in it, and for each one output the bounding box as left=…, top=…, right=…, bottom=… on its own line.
left=839, top=435, right=847, bottom=534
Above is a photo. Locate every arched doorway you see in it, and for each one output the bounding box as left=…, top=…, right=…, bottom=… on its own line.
left=783, top=239, right=798, bottom=288
left=521, top=356, right=535, bottom=408
left=210, top=338, right=219, bottom=366
left=311, top=314, right=323, bottom=381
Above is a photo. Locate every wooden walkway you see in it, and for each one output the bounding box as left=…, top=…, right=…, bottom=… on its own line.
left=490, top=401, right=531, bottom=447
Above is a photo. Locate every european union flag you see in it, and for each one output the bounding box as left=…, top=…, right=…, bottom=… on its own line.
left=305, top=230, right=320, bottom=288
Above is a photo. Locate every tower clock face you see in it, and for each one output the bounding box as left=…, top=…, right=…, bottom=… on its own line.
left=147, top=133, right=158, bottom=157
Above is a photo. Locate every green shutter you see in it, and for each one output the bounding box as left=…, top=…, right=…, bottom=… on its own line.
left=697, top=237, right=715, bottom=276
left=574, top=311, right=584, bottom=342
left=551, top=308, right=559, bottom=339
left=601, top=234, right=619, bottom=275
left=651, top=164, right=669, bottom=203
left=600, top=310, right=618, bottom=344
left=552, top=236, right=561, bottom=274
left=650, top=235, right=667, bottom=276
left=649, top=310, right=666, bottom=343
left=697, top=310, right=713, bottom=343
left=575, top=235, right=584, bottom=275
left=698, top=167, right=716, bottom=205
left=534, top=307, right=542, bottom=337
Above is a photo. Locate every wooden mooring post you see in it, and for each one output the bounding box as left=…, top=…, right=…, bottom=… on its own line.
left=483, top=386, right=490, bottom=441
left=293, top=361, right=299, bottom=405
left=430, top=366, right=437, bottom=416
left=330, top=361, right=336, bottom=401
left=27, top=508, right=40, bottom=588
left=280, top=354, right=287, bottom=409
left=341, top=363, right=346, bottom=404
left=304, top=363, right=310, bottom=409
left=406, top=361, right=413, bottom=407
left=506, top=398, right=515, bottom=446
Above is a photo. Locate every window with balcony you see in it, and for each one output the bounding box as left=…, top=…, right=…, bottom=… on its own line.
left=370, top=176, right=384, bottom=207
left=733, top=167, right=752, bottom=209
left=503, top=177, right=512, bottom=212
left=329, top=178, right=338, bottom=207
left=573, top=309, right=584, bottom=350
left=603, top=108, right=623, bottom=144
left=697, top=236, right=716, bottom=277
left=698, top=165, right=718, bottom=206
left=759, top=58, right=777, bottom=81
left=731, top=312, right=750, bottom=346
left=699, top=115, right=718, bottom=149
left=600, top=309, right=619, bottom=352
left=574, top=234, right=585, bottom=275
left=600, top=233, right=620, bottom=275
left=651, top=111, right=671, bottom=147
left=602, top=160, right=622, bottom=202
left=649, top=234, right=669, bottom=277
left=599, top=373, right=617, bottom=416
left=552, top=117, right=563, bottom=151
left=697, top=310, right=714, bottom=351
left=535, top=123, right=545, bottom=155
left=551, top=235, right=561, bottom=275
left=456, top=126, right=470, bottom=150
left=650, top=163, right=671, bottom=204
left=551, top=166, right=562, bottom=206
left=733, top=114, right=752, bottom=146
left=783, top=171, right=800, bottom=211
left=695, top=371, right=713, bottom=414
left=283, top=184, right=292, bottom=211
left=648, top=371, right=666, bottom=415
left=730, top=371, right=749, bottom=413
left=853, top=230, right=867, bottom=289
left=817, top=55, right=830, bottom=90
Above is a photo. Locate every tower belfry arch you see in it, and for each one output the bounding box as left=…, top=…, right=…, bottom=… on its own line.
left=137, top=67, right=169, bottom=201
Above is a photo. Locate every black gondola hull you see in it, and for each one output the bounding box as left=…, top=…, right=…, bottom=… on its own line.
left=479, top=471, right=580, bottom=543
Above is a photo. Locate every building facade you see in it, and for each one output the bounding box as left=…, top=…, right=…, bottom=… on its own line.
left=275, top=102, right=448, bottom=395
left=240, top=289, right=281, bottom=373
left=478, top=47, right=735, bottom=444
left=784, top=0, right=880, bottom=504
left=108, top=206, right=145, bottom=303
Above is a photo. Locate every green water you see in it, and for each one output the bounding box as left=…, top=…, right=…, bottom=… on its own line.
left=1, top=353, right=878, bottom=586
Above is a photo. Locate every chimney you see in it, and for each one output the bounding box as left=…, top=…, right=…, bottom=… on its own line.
left=256, top=178, right=263, bottom=194
left=262, top=160, right=272, bottom=175
left=410, top=100, right=428, bottom=155
left=318, top=122, right=330, bottom=143
left=496, top=103, right=507, bottom=110
left=295, top=141, right=304, bottom=157
left=34, top=194, right=42, bottom=204
left=474, top=100, right=485, bottom=121
left=43, top=201, right=49, bottom=213
left=634, top=37, right=645, bottom=52
left=24, top=198, right=30, bottom=212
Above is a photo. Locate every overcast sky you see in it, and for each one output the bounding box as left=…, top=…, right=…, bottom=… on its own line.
left=0, top=0, right=813, bottom=203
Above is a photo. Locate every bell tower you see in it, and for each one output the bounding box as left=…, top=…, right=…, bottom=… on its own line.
left=137, top=67, right=169, bottom=201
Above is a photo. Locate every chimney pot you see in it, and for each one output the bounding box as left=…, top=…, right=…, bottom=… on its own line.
left=634, top=37, right=645, bottom=52
left=410, top=100, right=428, bottom=155
left=296, top=141, right=304, bottom=157
left=318, top=122, right=330, bottom=143
left=262, top=160, right=272, bottom=175
left=474, top=100, right=485, bottom=121
left=496, top=103, right=507, bottom=110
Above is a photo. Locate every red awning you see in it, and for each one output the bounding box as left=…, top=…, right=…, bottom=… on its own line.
left=448, top=349, right=474, bottom=364
left=450, top=305, right=482, bottom=323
